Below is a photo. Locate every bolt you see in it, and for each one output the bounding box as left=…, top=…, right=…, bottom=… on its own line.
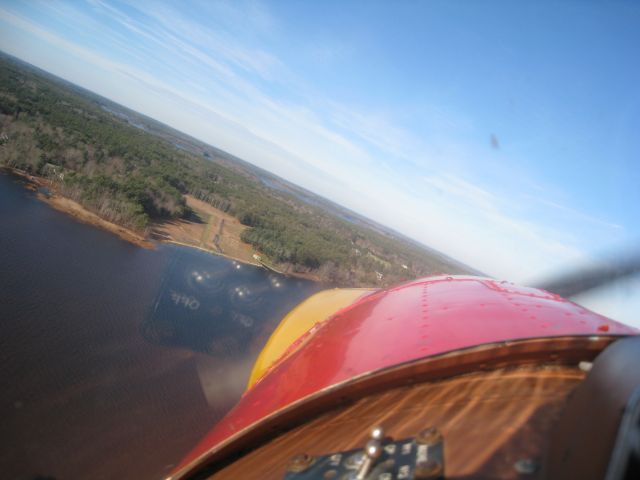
left=415, top=459, right=443, bottom=479
left=365, top=439, right=382, bottom=459
left=288, top=453, right=314, bottom=472
left=416, top=427, right=442, bottom=446
left=355, top=439, right=382, bottom=480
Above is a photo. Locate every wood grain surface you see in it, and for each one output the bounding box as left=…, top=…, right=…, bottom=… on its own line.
left=210, top=364, right=584, bottom=479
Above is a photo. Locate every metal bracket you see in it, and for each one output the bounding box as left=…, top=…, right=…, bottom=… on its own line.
left=283, top=427, right=445, bottom=480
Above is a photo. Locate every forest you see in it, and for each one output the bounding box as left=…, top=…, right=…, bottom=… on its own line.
left=0, top=54, right=469, bottom=286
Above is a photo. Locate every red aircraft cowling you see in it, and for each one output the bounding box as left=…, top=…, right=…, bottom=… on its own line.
left=170, top=275, right=638, bottom=478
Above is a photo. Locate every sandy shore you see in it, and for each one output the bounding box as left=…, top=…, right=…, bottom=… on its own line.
left=4, top=167, right=321, bottom=281
left=40, top=193, right=154, bottom=249
left=4, top=167, right=153, bottom=249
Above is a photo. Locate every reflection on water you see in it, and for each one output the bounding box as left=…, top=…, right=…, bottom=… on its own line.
left=0, top=172, right=322, bottom=479
left=143, top=249, right=314, bottom=359
left=142, top=246, right=322, bottom=407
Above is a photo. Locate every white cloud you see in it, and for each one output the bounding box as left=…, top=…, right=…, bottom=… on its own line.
left=0, top=1, right=629, bottom=286
left=526, top=196, right=624, bottom=231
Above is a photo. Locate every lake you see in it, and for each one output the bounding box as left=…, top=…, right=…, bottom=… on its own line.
left=0, top=171, right=322, bottom=479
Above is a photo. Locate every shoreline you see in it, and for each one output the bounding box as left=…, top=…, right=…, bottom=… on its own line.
left=163, top=239, right=261, bottom=267
left=3, top=167, right=321, bottom=282
left=158, top=240, right=321, bottom=282
left=3, top=167, right=153, bottom=249
left=40, top=193, right=155, bottom=249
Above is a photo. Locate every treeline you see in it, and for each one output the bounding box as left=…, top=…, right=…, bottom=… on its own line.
left=57, top=173, right=185, bottom=230
left=239, top=206, right=351, bottom=269
left=0, top=54, right=469, bottom=285
left=0, top=59, right=221, bottom=230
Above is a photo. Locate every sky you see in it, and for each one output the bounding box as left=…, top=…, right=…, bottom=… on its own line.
left=0, top=1, right=639, bottom=309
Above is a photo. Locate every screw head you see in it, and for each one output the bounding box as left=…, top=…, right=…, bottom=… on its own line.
left=370, top=425, right=385, bottom=440
left=514, top=458, right=538, bottom=475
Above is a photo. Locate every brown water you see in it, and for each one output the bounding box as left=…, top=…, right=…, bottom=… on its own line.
left=0, top=172, right=321, bottom=480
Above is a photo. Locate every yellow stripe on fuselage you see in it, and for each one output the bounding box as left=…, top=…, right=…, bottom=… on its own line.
left=247, top=288, right=375, bottom=389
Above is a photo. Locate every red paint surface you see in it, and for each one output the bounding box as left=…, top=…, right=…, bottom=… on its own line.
left=175, top=276, right=638, bottom=472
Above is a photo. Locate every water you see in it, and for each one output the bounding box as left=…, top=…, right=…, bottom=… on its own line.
left=0, top=171, right=321, bottom=479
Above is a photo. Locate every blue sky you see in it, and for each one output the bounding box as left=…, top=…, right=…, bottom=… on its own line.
left=1, top=0, right=639, bottom=287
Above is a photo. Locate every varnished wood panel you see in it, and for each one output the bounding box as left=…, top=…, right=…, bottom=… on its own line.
left=209, top=365, right=584, bottom=479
